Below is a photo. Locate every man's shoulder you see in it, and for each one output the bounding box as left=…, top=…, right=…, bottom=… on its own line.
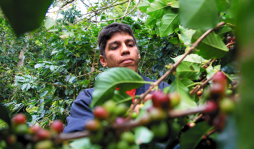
left=74, top=88, right=94, bottom=105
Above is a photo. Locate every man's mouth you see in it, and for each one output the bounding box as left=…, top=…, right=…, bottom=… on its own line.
left=121, top=58, right=133, bottom=64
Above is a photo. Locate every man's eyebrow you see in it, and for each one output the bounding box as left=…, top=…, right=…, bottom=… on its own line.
left=125, top=39, right=135, bottom=43
left=107, top=41, right=119, bottom=48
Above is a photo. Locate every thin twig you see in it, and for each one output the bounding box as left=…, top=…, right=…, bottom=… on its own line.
left=120, top=0, right=132, bottom=22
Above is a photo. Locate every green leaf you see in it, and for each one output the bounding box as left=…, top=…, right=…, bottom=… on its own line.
left=176, top=62, right=200, bottom=80
left=178, top=25, right=196, bottom=46
left=134, top=126, right=154, bottom=144
left=179, top=0, right=219, bottom=31
left=216, top=0, right=229, bottom=12
left=172, top=54, right=207, bottom=65
left=0, top=0, right=53, bottom=36
left=138, top=0, right=150, bottom=13
left=167, top=78, right=196, bottom=110
left=192, top=30, right=229, bottom=59
left=44, top=17, right=56, bottom=29
left=91, top=68, right=148, bottom=107
left=112, top=90, right=133, bottom=105
left=180, top=122, right=213, bottom=149
left=216, top=25, right=232, bottom=35
left=146, top=15, right=157, bottom=26
left=159, top=10, right=179, bottom=37
left=163, top=0, right=179, bottom=8
left=0, top=104, right=11, bottom=128
left=147, top=0, right=168, bottom=19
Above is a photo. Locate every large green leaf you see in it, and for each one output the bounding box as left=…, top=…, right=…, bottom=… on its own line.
left=159, top=10, right=179, bottom=37
left=145, top=15, right=157, bottom=26
left=216, top=0, right=229, bottom=12
left=172, top=54, right=206, bottom=65
left=192, top=30, right=229, bottom=59
left=147, top=0, right=168, bottom=19
left=179, top=0, right=219, bottom=31
left=138, top=0, right=150, bottom=13
left=180, top=122, right=213, bottom=149
left=0, top=0, right=52, bottom=36
left=91, top=68, right=149, bottom=107
left=112, top=90, right=133, bottom=105
left=167, top=78, right=197, bottom=110
left=176, top=62, right=200, bottom=80
left=178, top=25, right=196, bottom=46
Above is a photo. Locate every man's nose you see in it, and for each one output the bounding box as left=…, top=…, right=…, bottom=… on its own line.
left=121, top=44, right=130, bottom=55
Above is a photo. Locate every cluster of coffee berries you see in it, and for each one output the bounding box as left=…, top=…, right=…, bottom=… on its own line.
left=1, top=113, right=64, bottom=149
left=202, top=71, right=235, bottom=132
left=227, top=35, right=236, bottom=44
left=151, top=91, right=180, bottom=110
left=85, top=101, right=138, bottom=149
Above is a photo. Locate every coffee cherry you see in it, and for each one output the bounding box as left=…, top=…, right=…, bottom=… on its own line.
left=131, top=112, right=138, bottom=119
left=213, top=113, right=226, bottom=132
left=149, top=107, right=167, bottom=121
left=197, top=90, right=203, bottom=96
left=29, top=125, right=42, bottom=134
left=151, top=121, right=168, bottom=139
left=213, top=71, right=227, bottom=86
left=6, top=134, right=16, bottom=145
left=50, top=120, right=64, bottom=134
left=94, top=106, right=109, bottom=119
left=151, top=90, right=170, bottom=109
left=204, top=101, right=218, bottom=113
left=139, top=113, right=151, bottom=125
left=210, top=82, right=226, bottom=97
left=12, top=113, right=27, bottom=125
left=114, top=104, right=128, bottom=116
left=103, top=100, right=116, bottom=114
left=37, top=129, right=51, bottom=140
left=232, top=36, right=236, bottom=42
left=219, top=98, right=235, bottom=113
left=15, top=124, right=29, bottom=134
left=169, top=92, right=180, bottom=108
left=121, top=131, right=135, bottom=143
left=227, top=36, right=232, bottom=42
left=35, top=140, right=53, bottom=149
left=187, top=122, right=196, bottom=128
left=117, top=140, right=129, bottom=149
left=85, top=119, right=101, bottom=131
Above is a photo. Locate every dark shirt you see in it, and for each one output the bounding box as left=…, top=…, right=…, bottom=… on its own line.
left=63, top=74, right=169, bottom=133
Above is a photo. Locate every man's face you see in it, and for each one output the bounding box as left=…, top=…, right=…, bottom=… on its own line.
left=100, top=32, right=140, bottom=72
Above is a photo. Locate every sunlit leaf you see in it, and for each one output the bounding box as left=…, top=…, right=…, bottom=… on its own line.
left=91, top=68, right=150, bottom=107
left=159, top=10, right=179, bottom=37
left=179, top=0, right=219, bottom=31
left=147, top=0, right=168, bottom=19
left=192, top=30, right=229, bottom=59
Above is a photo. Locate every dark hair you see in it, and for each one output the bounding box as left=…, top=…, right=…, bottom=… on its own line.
left=98, top=23, right=136, bottom=57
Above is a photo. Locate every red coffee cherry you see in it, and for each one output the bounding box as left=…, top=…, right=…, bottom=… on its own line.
left=37, top=129, right=51, bottom=140
left=50, top=120, right=64, bottom=134
left=213, top=71, right=227, bottom=86
left=29, top=125, right=42, bottom=134
left=85, top=119, right=101, bottom=131
left=204, top=100, right=218, bottom=113
left=210, top=82, right=226, bottom=97
left=12, top=113, right=27, bottom=125
left=227, top=36, right=232, bottom=42
left=94, top=106, right=109, bottom=119
left=232, top=36, right=236, bottom=42
left=197, top=90, right=203, bottom=96
left=151, top=90, right=170, bottom=109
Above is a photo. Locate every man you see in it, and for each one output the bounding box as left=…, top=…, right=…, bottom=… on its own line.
left=63, top=23, right=169, bottom=133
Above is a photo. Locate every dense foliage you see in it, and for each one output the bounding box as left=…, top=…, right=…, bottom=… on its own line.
left=1, top=0, right=254, bottom=149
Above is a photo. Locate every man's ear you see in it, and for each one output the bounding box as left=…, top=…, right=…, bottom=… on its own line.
left=138, top=51, right=141, bottom=59
left=99, top=55, right=107, bottom=67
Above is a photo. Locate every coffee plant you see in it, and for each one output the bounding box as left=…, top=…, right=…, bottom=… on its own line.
left=1, top=0, right=254, bottom=149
